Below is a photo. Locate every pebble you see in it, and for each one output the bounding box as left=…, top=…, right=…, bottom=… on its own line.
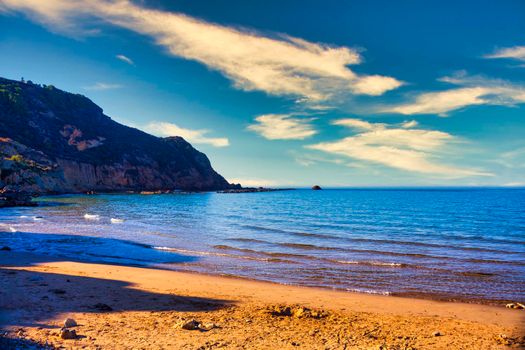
left=433, top=331, right=441, bottom=337
left=200, top=322, right=219, bottom=331
left=64, top=318, right=77, bottom=328
left=179, top=319, right=201, bottom=330
left=505, top=303, right=525, bottom=309
left=60, top=328, right=77, bottom=340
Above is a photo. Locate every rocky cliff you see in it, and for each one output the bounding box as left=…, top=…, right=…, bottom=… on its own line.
left=0, top=77, right=235, bottom=197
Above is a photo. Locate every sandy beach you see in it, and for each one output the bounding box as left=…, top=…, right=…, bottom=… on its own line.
left=1, top=250, right=523, bottom=349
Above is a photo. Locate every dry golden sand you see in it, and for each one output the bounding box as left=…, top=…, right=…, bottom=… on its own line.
left=1, top=251, right=524, bottom=349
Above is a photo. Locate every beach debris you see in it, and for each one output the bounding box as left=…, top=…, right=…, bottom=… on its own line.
left=433, top=331, right=441, bottom=337
left=505, top=302, right=525, bottom=309
left=178, top=319, right=201, bottom=330
left=60, top=328, right=77, bottom=340
left=176, top=319, right=219, bottom=331
left=495, top=334, right=525, bottom=346
left=93, top=303, right=113, bottom=311
left=0, top=246, right=11, bottom=251
left=64, top=318, right=77, bottom=328
left=200, top=322, right=220, bottom=331
left=49, top=288, right=66, bottom=295
left=269, top=305, right=328, bottom=319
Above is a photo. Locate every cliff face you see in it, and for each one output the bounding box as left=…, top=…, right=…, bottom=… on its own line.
left=0, top=77, right=234, bottom=194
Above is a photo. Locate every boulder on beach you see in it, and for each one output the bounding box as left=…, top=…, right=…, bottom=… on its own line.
left=60, top=328, right=77, bottom=340
left=64, top=318, right=77, bottom=328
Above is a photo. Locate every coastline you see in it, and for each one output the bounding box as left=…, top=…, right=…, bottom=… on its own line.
left=1, top=251, right=524, bottom=349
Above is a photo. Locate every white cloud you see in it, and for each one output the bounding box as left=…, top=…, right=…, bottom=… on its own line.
left=401, top=120, right=418, bottom=128
left=293, top=153, right=345, bottom=167
left=0, top=0, right=403, bottom=104
left=484, top=46, right=525, bottom=62
left=145, top=121, right=229, bottom=147
left=502, top=182, right=525, bottom=187
left=350, top=75, right=403, bottom=96
left=83, top=82, right=122, bottom=90
left=306, top=118, right=492, bottom=177
left=332, top=118, right=381, bottom=130
left=228, top=177, right=279, bottom=187
left=116, top=54, right=134, bottom=65
left=384, top=73, right=525, bottom=116
left=247, top=114, right=317, bottom=140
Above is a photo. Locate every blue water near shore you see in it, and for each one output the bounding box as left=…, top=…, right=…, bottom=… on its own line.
left=1, top=188, right=524, bottom=303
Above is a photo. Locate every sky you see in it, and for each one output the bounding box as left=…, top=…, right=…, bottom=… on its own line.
left=0, top=0, right=524, bottom=187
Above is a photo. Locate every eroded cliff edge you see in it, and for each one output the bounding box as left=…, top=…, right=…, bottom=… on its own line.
left=0, top=77, right=235, bottom=202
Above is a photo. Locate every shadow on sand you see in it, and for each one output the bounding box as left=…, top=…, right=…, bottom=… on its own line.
left=0, top=232, right=233, bottom=337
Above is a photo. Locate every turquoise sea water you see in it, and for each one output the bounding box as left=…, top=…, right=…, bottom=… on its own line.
left=1, top=188, right=524, bottom=303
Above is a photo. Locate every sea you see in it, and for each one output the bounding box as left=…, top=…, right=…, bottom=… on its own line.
left=1, top=188, right=524, bottom=304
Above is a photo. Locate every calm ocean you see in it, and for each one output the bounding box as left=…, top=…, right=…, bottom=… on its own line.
left=1, top=188, right=524, bottom=303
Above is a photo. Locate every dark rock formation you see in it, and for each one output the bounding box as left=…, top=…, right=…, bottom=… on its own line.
left=311, top=185, right=322, bottom=190
left=0, top=77, right=234, bottom=196
left=0, top=188, right=36, bottom=207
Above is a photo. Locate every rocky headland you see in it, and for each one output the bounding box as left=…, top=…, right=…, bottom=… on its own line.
left=0, top=77, right=238, bottom=206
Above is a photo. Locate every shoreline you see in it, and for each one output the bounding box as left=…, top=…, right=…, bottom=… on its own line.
left=1, top=250, right=524, bottom=349
left=0, top=231, right=522, bottom=307
left=3, top=243, right=519, bottom=307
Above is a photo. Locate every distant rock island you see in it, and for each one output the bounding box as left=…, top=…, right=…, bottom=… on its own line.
left=312, top=185, right=322, bottom=190
left=0, top=77, right=238, bottom=205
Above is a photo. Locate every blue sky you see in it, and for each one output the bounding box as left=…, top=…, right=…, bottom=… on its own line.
left=0, top=0, right=524, bottom=187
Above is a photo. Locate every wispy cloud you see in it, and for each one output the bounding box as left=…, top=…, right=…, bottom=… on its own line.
left=291, top=152, right=345, bottom=167
left=401, top=120, right=418, bottom=128
left=0, top=0, right=403, bottom=105
left=228, top=177, right=279, bottom=187
left=484, top=46, right=525, bottom=62
left=83, top=82, right=122, bottom=91
left=144, top=121, right=229, bottom=147
left=383, top=72, right=525, bottom=116
left=247, top=114, right=317, bottom=140
left=116, top=54, right=134, bottom=65
left=306, top=118, right=492, bottom=177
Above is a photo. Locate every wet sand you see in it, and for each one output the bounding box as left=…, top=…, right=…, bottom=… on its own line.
left=1, top=251, right=524, bottom=349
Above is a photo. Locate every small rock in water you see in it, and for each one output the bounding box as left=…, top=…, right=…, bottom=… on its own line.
left=93, top=303, right=113, bottom=311
left=64, top=318, right=77, bottom=328
left=433, top=331, right=441, bottom=337
left=60, top=328, right=77, bottom=340
left=0, top=246, right=11, bottom=251
left=178, top=319, right=201, bottom=330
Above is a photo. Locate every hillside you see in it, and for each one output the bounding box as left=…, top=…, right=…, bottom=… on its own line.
left=0, top=77, right=235, bottom=200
